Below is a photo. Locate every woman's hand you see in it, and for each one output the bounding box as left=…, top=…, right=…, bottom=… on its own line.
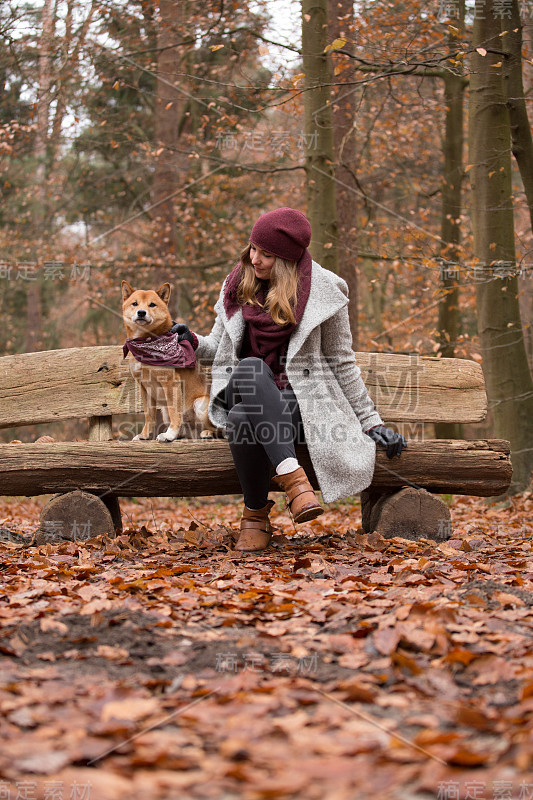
left=170, top=321, right=194, bottom=344
left=365, top=425, right=407, bottom=458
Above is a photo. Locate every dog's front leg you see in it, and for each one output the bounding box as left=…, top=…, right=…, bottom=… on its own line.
left=133, top=382, right=157, bottom=441
left=156, top=376, right=183, bottom=442
left=193, top=394, right=216, bottom=439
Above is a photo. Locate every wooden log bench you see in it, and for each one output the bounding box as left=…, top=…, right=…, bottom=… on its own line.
left=0, top=346, right=512, bottom=542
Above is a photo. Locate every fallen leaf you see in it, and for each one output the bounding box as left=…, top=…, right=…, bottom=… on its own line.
left=373, top=627, right=401, bottom=656
left=97, top=645, right=130, bottom=661
left=40, top=617, right=69, bottom=634
left=101, top=697, right=159, bottom=722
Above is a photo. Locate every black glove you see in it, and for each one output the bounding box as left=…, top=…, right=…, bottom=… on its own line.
left=170, top=321, right=194, bottom=345
left=365, top=425, right=407, bottom=458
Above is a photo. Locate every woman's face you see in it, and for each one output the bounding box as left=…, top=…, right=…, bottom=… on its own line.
left=250, top=243, right=275, bottom=280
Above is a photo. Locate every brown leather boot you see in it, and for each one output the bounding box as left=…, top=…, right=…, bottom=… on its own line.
left=234, top=500, right=274, bottom=552
left=272, top=467, right=324, bottom=524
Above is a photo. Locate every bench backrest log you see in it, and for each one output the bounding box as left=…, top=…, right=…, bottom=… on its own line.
left=0, top=345, right=487, bottom=433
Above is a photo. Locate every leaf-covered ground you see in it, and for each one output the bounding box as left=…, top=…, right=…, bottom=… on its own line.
left=0, top=492, right=532, bottom=800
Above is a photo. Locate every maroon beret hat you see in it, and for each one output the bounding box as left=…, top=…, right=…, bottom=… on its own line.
left=249, top=207, right=312, bottom=264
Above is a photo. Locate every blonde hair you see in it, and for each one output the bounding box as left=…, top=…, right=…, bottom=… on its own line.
left=237, top=244, right=299, bottom=326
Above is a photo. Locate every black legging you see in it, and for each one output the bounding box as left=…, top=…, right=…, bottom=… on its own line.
left=223, top=357, right=304, bottom=509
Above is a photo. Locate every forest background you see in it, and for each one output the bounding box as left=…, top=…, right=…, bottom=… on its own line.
left=1, top=0, right=533, bottom=492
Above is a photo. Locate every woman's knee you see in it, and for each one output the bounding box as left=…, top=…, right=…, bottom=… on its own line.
left=238, top=357, right=263, bottom=367
left=233, top=357, right=269, bottom=378
left=232, top=357, right=273, bottom=393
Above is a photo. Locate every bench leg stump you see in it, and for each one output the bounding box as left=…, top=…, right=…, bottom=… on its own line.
left=361, top=488, right=397, bottom=533
left=38, top=489, right=118, bottom=542
left=99, top=493, right=123, bottom=534
left=361, top=487, right=452, bottom=542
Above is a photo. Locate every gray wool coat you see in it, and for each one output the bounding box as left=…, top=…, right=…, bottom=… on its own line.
left=195, top=261, right=384, bottom=503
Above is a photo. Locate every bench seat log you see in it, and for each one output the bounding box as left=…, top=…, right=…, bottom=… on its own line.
left=0, top=346, right=487, bottom=428
left=0, top=439, right=512, bottom=498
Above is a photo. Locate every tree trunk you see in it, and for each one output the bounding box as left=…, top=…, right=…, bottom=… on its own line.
left=48, top=0, right=73, bottom=174
left=435, top=5, right=465, bottom=439
left=152, top=0, right=186, bottom=315
left=26, top=0, right=54, bottom=354
left=329, top=0, right=358, bottom=346
left=33, top=0, right=53, bottom=218
left=302, top=0, right=338, bottom=272
left=24, top=283, right=43, bottom=354
left=49, top=0, right=95, bottom=176
left=517, top=6, right=533, bottom=373
left=502, top=0, right=533, bottom=233
left=469, top=0, right=533, bottom=492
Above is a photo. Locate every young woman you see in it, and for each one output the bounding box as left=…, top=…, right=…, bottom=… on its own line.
left=175, top=207, right=406, bottom=551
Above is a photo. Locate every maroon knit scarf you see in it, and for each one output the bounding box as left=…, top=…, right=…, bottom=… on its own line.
left=223, top=251, right=312, bottom=382
left=240, top=283, right=296, bottom=379
left=123, top=330, right=196, bottom=368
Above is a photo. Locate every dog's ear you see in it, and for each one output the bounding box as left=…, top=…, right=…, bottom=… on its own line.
left=156, top=283, right=171, bottom=304
left=122, top=280, right=135, bottom=301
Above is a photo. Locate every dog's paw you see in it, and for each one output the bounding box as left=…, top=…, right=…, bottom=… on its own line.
left=199, top=429, right=215, bottom=439
left=156, top=429, right=180, bottom=443
left=133, top=434, right=151, bottom=442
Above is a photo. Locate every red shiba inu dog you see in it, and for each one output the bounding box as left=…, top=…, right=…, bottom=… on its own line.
left=121, top=280, right=216, bottom=442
